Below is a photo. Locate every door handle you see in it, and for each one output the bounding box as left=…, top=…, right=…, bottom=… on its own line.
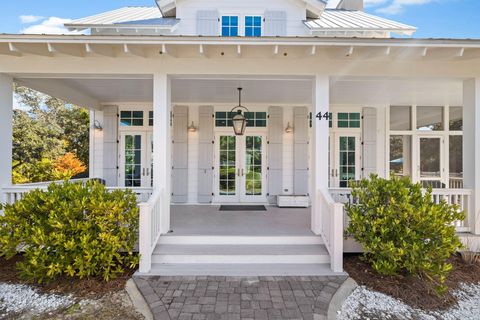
left=331, top=169, right=335, bottom=177
left=146, top=168, right=150, bottom=176
left=335, top=169, right=338, bottom=177
left=142, top=168, right=146, bottom=176
left=237, top=169, right=240, bottom=177
left=241, top=169, right=244, bottom=177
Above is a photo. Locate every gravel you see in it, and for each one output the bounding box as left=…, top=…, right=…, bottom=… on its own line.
left=0, top=282, right=75, bottom=317
left=338, top=283, right=480, bottom=320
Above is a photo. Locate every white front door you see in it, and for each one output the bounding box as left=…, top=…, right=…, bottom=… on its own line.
left=329, top=133, right=361, bottom=188
left=119, top=132, right=153, bottom=187
left=214, top=133, right=267, bottom=203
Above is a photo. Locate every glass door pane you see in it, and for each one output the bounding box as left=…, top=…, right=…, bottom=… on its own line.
left=419, top=137, right=443, bottom=188
left=338, top=136, right=357, bottom=188
left=244, top=136, right=262, bottom=196
left=124, top=134, right=142, bottom=187
left=219, top=136, right=236, bottom=195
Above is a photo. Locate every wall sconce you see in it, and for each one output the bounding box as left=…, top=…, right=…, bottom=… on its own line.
left=93, top=120, right=103, bottom=131
left=188, top=121, right=197, bottom=132
left=285, top=122, right=294, bottom=133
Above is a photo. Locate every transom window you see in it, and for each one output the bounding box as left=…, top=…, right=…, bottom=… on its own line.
left=221, top=16, right=238, bottom=37
left=215, top=112, right=267, bottom=127
left=120, top=111, right=144, bottom=126
left=149, top=111, right=154, bottom=126
left=337, top=112, right=360, bottom=128
left=245, top=16, right=262, bottom=37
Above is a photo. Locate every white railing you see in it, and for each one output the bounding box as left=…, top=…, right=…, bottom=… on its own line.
left=106, top=187, right=153, bottom=202
left=430, top=189, right=472, bottom=233
left=317, top=187, right=344, bottom=273
left=138, top=188, right=164, bottom=273
left=329, top=187, right=473, bottom=233
left=1, top=182, right=153, bottom=205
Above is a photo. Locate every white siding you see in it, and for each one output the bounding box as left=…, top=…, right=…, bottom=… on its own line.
left=175, top=0, right=307, bottom=36
left=187, top=106, right=199, bottom=203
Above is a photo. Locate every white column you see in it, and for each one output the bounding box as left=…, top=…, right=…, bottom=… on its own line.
left=311, top=75, right=330, bottom=234
left=463, top=78, right=480, bottom=235
left=153, top=73, right=172, bottom=233
left=0, top=74, right=13, bottom=201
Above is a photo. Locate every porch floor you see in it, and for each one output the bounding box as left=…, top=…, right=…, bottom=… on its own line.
left=169, top=205, right=313, bottom=236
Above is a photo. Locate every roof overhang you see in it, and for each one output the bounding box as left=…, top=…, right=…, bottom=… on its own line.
left=1, top=34, right=479, bottom=60
left=155, top=0, right=176, bottom=18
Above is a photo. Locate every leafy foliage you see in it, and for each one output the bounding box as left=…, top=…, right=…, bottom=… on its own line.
left=346, top=174, right=464, bottom=293
left=0, top=181, right=139, bottom=283
left=12, top=85, right=90, bottom=183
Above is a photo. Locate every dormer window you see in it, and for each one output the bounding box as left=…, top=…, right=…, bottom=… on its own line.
left=221, top=16, right=239, bottom=37
left=245, top=16, right=262, bottom=37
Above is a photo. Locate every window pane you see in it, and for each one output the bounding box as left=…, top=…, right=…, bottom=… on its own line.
left=420, top=138, right=441, bottom=177
left=449, top=135, right=463, bottom=188
left=390, top=135, right=411, bottom=177
left=222, top=27, right=229, bottom=36
left=390, top=106, right=411, bottom=130
left=222, top=16, right=229, bottom=26
left=231, top=28, right=238, bottom=36
left=245, top=16, right=253, bottom=26
left=231, top=16, right=238, bottom=25
left=254, top=16, right=262, bottom=26
left=245, top=27, right=253, bottom=37
left=449, top=106, right=463, bottom=131
left=417, top=106, right=444, bottom=131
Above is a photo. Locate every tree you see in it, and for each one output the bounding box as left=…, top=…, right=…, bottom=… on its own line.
left=12, top=85, right=90, bottom=183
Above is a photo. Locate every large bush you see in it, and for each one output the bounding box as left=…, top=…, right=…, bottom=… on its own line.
left=0, top=181, right=139, bottom=282
left=346, top=174, right=464, bottom=293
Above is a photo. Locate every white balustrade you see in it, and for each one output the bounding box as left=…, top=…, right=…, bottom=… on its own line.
left=138, top=188, right=164, bottom=273
left=317, top=187, right=344, bottom=273
left=329, top=187, right=473, bottom=233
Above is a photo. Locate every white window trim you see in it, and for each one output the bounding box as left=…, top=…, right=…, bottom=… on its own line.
left=219, top=12, right=264, bottom=37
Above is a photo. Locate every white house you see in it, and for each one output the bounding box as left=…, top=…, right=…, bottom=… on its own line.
left=1, top=0, right=479, bottom=276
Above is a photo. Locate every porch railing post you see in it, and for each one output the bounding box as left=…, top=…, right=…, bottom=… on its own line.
left=138, top=202, right=152, bottom=273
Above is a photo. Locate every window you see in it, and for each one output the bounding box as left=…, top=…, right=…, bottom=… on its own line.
left=449, top=106, right=463, bottom=131
left=149, top=111, right=153, bottom=126
left=417, top=106, right=444, bottom=131
left=337, top=112, right=360, bottom=128
left=245, top=16, right=261, bottom=37
left=120, top=111, right=144, bottom=126
left=389, top=135, right=412, bottom=177
left=390, top=106, right=411, bottom=130
left=245, top=112, right=267, bottom=127
left=215, top=111, right=267, bottom=127
left=221, top=16, right=238, bottom=37
left=449, top=135, right=463, bottom=188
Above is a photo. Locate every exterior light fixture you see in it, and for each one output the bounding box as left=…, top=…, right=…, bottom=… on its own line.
left=230, top=87, right=249, bottom=136
left=285, top=122, right=294, bottom=133
left=93, top=120, right=103, bottom=131
left=188, top=121, right=197, bottom=132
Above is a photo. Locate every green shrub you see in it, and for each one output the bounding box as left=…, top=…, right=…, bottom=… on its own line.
left=0, top=181, right=139, bottom=283
left=346, top=174, right=464, bottom=293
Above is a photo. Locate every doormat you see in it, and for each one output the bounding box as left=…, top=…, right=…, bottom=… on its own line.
left=219, top=205, right=267, bottom=211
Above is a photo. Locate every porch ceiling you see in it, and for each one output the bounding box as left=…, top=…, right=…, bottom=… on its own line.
left=14, top=75, right=464, bottom=109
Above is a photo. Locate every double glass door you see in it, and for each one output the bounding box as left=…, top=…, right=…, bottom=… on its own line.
left=329, top=133, right=361, bottom=188
left=119, top=131, right=153, bottom=187
left=214, top=133, right=267, bottom=203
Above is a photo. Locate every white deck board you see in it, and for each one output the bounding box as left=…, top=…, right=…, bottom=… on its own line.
left=169, top=205, right=313, bottom=236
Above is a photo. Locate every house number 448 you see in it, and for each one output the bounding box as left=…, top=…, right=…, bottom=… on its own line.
left=316, top=112, right=331, bottom=121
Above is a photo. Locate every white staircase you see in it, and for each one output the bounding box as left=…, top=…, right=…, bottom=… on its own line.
left=148, top=235, right=340, bottom=276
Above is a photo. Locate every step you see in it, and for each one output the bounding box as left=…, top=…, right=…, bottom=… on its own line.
left=152, top=244, right=330, bottom=264
left=158, top=235, right=324, bottom=245
left=142, top=263, right=345, bottom=276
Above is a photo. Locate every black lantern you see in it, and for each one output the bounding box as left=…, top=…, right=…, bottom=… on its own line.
left=230, top=88, right=249, bottom=136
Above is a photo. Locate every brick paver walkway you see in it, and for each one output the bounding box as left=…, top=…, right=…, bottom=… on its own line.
left=133, top=275, right=348, bottom=320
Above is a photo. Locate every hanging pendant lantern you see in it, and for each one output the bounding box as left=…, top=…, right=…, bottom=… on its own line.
left=230, top=88, right=249, bottom=136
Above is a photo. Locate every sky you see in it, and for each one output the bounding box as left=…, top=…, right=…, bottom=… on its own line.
left=0, top=0, right=479, bottom=39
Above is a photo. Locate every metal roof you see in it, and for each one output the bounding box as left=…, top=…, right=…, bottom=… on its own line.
left=66, top=7, right=164, bottom=30
left=304, top=9, right=416, bottom=36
